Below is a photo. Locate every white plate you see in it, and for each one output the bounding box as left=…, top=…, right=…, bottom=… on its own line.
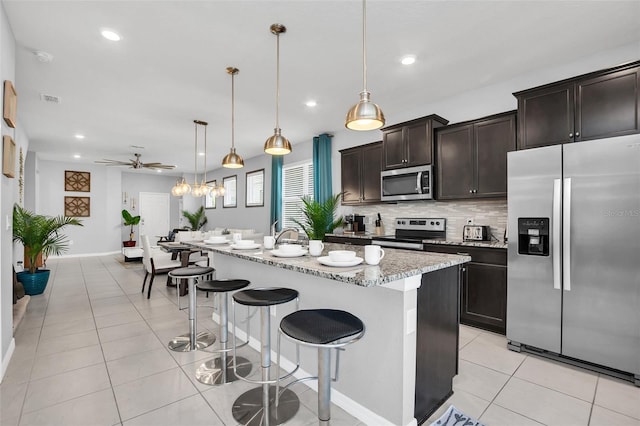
left=204, top=239, right=229, bottom=245
left=271, top=249, right=308, bottom=258
left=317, top=256, right=363, bottom=267
left=230, top=243, right=261, bottom=250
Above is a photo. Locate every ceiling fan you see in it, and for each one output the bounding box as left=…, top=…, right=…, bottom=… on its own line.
left=95, top=153, right=175, bottom=170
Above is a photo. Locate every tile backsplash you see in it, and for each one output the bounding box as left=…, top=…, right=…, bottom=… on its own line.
left=347, top=199, right=507, bottom=242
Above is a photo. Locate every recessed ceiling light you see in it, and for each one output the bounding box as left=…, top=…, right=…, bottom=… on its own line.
left=156, top=169, right=162, bottom=173
left=75, top=134, right=85, bottom=140
left=73, top=154, right=81, bottom=159
left=401, top=55, right=416, bottom=65
left=198, top=152, right=205, bottom=156
left=101, top=30, right=121, bottom=41
left=305, top=100, right=317, bottom=107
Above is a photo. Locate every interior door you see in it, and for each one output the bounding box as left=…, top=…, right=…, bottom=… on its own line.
left=561, top=135, right=640, bottom=374
left=139, top=192, right=170, bottom=243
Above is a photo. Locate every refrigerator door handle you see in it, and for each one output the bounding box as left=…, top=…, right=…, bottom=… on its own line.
left=553, top=179, right=562, bottom=290
left=563, top=177, right=572, bottom=291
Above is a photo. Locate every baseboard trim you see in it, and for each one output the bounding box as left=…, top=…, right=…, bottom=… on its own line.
left=0, top=338, right=16, bottom=383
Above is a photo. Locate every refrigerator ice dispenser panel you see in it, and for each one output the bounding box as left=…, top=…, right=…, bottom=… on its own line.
left=517, top=218, right=549, bottom=256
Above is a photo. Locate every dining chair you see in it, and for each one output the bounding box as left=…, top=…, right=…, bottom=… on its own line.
left=141, top=234, right=182, bottom=299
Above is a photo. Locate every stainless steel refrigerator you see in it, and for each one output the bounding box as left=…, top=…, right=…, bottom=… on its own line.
left=507, top=134, right=640, bottom=383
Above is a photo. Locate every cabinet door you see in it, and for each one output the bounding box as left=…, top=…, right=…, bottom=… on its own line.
left=406, top=121, right=432, bottom=167
left=517, top=83, right=574, bottom=149
left=361, top=142, right=383, bottom=203
left=474, top=113, right=516, bottom=197
left=462, top=262, right=507, bottom=334
left=382, top=127, right=406, bottom=169
left=341, top=149, right=361, bottom=205
left=577, top=66, right=640, bottom=141
left=436, top=124, right=474, bottom=199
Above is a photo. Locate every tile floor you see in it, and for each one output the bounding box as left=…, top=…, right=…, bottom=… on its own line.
left=1, top=255, right=639, bottom=426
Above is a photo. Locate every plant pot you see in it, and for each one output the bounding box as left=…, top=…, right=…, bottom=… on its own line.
left=123, top=241, right=136, bottom=247
left=16, top=269, right=51, bottom=296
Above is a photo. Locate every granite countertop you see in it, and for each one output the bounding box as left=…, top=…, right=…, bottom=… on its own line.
left=190, top=242, right=470, bottom=287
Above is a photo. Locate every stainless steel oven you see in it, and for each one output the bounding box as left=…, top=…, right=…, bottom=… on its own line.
left=381, top=165, right=432, bottom=201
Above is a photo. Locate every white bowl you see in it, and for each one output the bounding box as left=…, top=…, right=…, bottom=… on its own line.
left=234, top=239, right=254, bottom=247
left=207, top=236, right=227, bottom=244
left=279, top=243, right=302, bottom=253
left=328, top=250, right=357, bottom=262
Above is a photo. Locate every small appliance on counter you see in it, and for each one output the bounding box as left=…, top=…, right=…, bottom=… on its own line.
left=462, top=225, right=491, bottom=242
left=343, top=214, right=366, bottom=234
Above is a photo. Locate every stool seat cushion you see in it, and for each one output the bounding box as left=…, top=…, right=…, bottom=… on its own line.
left=197, top=279, right=250, bottom=293
left=169, top=266, right=214, bottom=277
left=280, top=309, right=364, bottom=345
left=233, top=288, right=298, bottom=307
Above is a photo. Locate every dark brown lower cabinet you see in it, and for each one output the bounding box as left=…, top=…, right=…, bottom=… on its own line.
left=423, top=244, right=507, bottom=334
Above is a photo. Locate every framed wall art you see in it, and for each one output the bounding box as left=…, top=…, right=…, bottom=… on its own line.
left=245, top=169, right=264, bottom=207
left=64, top=196, right=90, bottom=217
left=205, top=180, right=216, bottom=209
left=3, top=80, right=17, bottom=128
left=223, top=175, right=237, bottom=208
left=65, top=170, right=91, bottom=192
left=2, top=135, right=16, bottom=178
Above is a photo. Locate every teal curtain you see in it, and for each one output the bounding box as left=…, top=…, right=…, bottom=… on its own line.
left=270, top=155, right=283, bottom=233
left=313, top=133, right=333, bottom=203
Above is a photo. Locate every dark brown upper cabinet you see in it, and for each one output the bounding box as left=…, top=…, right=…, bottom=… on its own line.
left=514, top=61, right=640, bottom=150
left=340, top=141, right=383, bottom=206
left=382, top=114, right=448, bottom=170
left=436, top=111, right=516, bottom=200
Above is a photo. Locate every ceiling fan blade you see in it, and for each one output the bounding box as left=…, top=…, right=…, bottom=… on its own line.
left=95, top=159, right=132, bottom=166
left=143, top=163, right=175, bottom=169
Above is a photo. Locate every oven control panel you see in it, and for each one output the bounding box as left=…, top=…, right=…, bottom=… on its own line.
left=395, top=218, right=446, bottom=232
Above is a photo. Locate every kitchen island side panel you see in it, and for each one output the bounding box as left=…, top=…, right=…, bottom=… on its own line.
left=214, top=253, right=419, bottom=426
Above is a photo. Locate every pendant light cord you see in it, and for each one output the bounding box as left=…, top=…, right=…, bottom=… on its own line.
left=203, top=123, right=207, bottom=184
left=276, top=31, right=280, bottom=129
left=362, top=0, right=367, bottom=92
left=231, top=72, right=236, bottom=148
left=194, top=121, right=198, bottom=183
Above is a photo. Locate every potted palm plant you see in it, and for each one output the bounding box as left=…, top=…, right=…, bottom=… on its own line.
left=292, top=194, right=344, bottom=241
left=12, top=204, right=83, bottom=295
left=122, top=209, right=141, bottom=247
left=182, top=206, right=208, bottom=230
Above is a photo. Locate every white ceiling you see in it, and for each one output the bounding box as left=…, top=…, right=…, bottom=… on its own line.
left=4, top=1, right=640, bottom=175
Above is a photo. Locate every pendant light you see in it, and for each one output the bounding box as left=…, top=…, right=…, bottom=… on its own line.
left=171, top=120, right=210, bottom=197
left=222, top=67, right=244, bottom=168
left=345, top=0, right=385, bottom=131
left=264, top=23, right=292, bottom=156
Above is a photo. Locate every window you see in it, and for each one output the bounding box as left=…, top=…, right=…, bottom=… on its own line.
left=282, top=160, right=314, bottom=230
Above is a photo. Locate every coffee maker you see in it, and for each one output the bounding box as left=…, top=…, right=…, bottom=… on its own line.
left=344, top=214, right=366, bottom=234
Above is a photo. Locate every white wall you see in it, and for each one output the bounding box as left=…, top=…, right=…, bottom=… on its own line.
left=1, top=1, right=19, bottom=381
left=34, top=159, right=122, bottom=256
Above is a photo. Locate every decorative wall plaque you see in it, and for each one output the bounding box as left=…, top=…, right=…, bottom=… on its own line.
left=2, top=135, right=15, bottom=178
left=65, top=170, right=91, bottom=192
left=3, top=80, right=17, bottom=128
left=64, top=196, right=90, bottom=217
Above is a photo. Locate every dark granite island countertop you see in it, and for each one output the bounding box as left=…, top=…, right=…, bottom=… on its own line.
left=187, top=241, right=469, bottom=426
left=188, top=241, right=470, bottom=287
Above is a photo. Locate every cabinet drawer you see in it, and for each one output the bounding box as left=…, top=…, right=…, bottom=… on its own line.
left=423, top=244, right=506, bottom=265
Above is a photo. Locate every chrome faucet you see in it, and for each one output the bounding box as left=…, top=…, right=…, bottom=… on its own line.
left=275, top=227, right=300, bottom=246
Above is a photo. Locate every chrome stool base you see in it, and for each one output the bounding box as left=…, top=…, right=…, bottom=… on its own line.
left=168, top=331, right=215, bottom=352
left=195, top=355, right=251, bottom=385
left=232, top=386, right=299, bottom=426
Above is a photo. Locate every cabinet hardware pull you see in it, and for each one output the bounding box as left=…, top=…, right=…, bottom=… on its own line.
left=575, top=131, right=580, bottom=137
left=469, top=189, right=473, bottom=193
left=569, top=132, right=573, bottom=138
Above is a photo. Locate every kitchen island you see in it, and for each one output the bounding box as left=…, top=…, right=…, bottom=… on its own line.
left=190, top=241, right=470, bottom=426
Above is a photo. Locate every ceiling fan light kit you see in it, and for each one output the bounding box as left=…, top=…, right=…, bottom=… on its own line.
left=345, top=0, right=385, bottom=131
left=222, top=67, right=244, bottom=168
left=264, top=23, right=292, bottom=156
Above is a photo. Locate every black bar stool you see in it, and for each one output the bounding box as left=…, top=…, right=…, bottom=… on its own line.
left=194, top=278, right=252, bottom=385
left=167, top=266, right=216, bottom=352
left=276, top=309, right=365, bottom=424
left=231, top=288, right=301, bottom=426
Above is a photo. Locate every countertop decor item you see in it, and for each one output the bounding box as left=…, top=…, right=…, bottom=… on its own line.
left=12, top=204, right=83, bottom=294
left=263, top=23, right=292, bottom=155
left=345, top=0, right=385, bottom=131
left=222, top=67, right=244, bottom=168
left=292, top=193, right=344, bottom=241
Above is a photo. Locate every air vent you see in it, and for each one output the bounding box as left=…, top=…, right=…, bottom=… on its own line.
left=130, top=145, right=145, bottom=150
left=40, top=94, right=61, bottom=104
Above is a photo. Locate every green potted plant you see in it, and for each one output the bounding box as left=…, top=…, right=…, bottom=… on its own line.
left=12, top=204, right=83, bottom=295
left=122, top=209, right=141, bottom=247
left=182, top=206, right=208, bottom=231
left=292, top=193, right=344, bottom=241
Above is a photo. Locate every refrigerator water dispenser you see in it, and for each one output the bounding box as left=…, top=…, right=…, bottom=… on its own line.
left=517, top=218, right=549, bottom=256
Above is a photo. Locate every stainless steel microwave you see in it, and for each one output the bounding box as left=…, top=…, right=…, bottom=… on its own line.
left=381, top=164, right=433, bottom=201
